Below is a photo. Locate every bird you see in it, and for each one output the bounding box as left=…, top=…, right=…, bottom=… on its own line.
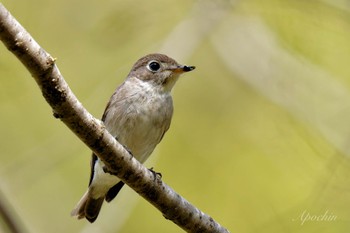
left=71, top=53, right=195, bottom=223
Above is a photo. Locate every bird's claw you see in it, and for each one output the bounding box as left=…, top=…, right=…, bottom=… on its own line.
left=119, top=138, right=133, bottom=157
left=149, top=167, right=162, bottom=181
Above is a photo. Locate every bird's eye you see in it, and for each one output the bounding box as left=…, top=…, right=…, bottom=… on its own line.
left=147, top=61, right=161, bottom=72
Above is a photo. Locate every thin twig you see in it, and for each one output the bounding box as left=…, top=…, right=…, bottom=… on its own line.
left=0, top=3, right=230, bottom=233
left=0, top=189, right=28, bottom=233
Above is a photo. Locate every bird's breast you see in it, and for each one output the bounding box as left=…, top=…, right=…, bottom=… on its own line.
left=103, top=85, right=173, bottom=163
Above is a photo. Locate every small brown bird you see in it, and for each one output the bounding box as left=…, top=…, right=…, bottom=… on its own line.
left=71, top=53, right=195, bottom=223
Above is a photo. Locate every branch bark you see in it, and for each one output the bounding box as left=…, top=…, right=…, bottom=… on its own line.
left=0, top=189, right=27, bottom=233
left=0, top=3, right=230, bottom=233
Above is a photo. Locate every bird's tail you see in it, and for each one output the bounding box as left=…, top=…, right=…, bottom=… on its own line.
left=71, top=190, right=104, bottom=223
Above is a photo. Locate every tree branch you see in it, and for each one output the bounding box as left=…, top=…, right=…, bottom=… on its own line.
left=0, top=4, right=230, bottom=233
left=0, top=189, right=28, bottom=233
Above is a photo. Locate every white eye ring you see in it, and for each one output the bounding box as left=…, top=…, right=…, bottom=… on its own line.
left=147, top=61, right=161, bottom=72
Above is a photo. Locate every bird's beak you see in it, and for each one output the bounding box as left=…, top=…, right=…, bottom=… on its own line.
left=171, top=65, right=196, bottom=74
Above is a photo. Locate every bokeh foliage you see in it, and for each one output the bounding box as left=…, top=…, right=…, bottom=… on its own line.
left=0, top=0, right=349, bottom=232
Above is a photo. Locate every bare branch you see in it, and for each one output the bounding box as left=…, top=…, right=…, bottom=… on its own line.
left=0, top=189, right=28, bottom=233
left=0, top=3, right=230, bottom=233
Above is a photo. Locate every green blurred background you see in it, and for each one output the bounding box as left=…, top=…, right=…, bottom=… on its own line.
left=1, top=0, right=350, bottom=232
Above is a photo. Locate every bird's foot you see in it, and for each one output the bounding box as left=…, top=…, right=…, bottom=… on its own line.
left=115, top=136, right=134, bottom=157
left=148, top=167, right=162, bottom=181
left=123, top=145, right=133, bottom=157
